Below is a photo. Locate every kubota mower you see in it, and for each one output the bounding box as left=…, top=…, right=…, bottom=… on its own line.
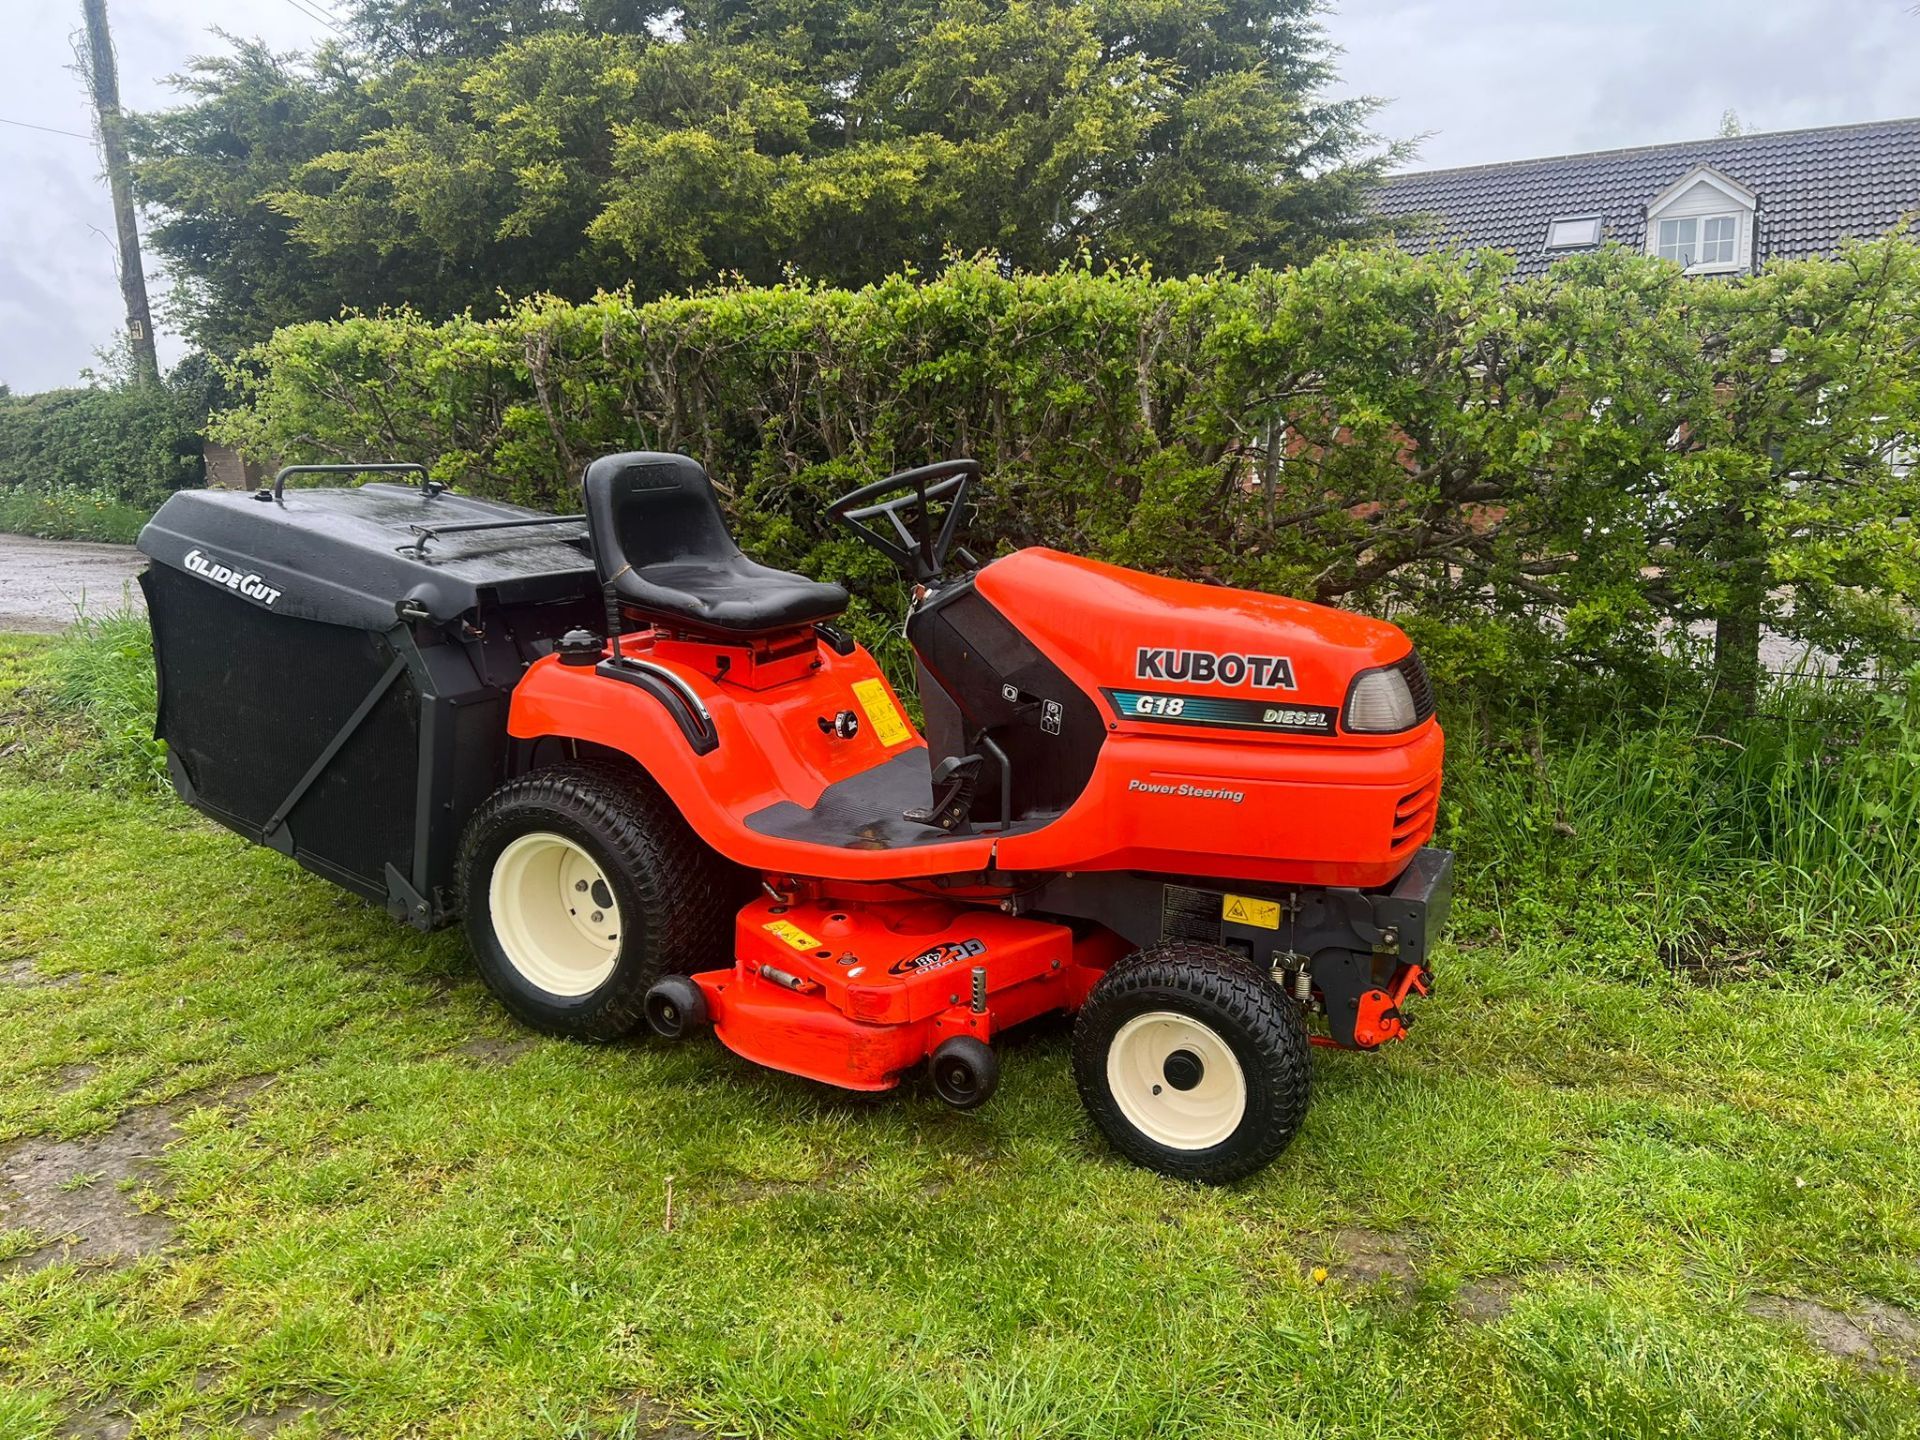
left=137, top=453, right=1450, bottom=1182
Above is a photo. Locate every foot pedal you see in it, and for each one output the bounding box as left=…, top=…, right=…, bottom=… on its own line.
left=905, top=754, right=982, bottom=832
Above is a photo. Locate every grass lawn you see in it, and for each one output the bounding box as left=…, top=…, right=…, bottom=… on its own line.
left=1, top=627, right=1918, bottom=1438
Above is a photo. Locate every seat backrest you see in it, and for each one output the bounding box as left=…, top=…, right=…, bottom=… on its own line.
left=581, top=451, right=740, bottom=585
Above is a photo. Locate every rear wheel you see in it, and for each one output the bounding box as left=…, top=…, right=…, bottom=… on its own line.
left=459, top=763, right=741, bottom=1040
left=1071, top=942, right=1311, bottom=1183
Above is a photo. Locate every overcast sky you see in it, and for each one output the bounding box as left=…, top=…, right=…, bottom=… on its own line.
left=1, top=0, right=1916, bottom=393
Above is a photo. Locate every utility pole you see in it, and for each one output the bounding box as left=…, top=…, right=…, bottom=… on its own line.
left=78, top=0, right=158, bottom=383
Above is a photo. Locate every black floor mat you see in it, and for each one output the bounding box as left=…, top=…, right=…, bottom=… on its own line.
left=743, top=748, right=1044, bottom=850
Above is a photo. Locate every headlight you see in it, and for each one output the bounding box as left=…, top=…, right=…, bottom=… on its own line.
left=1343, top=662, right=1420, bottom=733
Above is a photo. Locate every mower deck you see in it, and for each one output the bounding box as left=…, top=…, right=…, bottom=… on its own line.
left=693, top=892, right=1128, bottom=1090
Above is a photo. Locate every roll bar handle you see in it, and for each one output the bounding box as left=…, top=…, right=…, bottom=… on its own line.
left=266, top=462, right=434, bottom=502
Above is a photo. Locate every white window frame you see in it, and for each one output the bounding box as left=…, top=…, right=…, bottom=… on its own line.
left=1656, top=213, right=1741, bottom=269
left=1698, top=213, right=1739, bottom=266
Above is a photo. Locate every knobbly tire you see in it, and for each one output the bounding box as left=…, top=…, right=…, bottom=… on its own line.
left=1071, top=941, right=1311, bottom=1183
left=459, top=762, right=744, bottom=1041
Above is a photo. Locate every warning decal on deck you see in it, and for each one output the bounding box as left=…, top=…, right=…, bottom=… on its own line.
left=851, top=678, right=913, bottom=748
left=1222, top=894, right=1281, bottom=930
left=763, top=919, right=823, bottom=951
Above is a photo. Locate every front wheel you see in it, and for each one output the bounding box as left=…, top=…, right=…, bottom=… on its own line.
left=458, top=763, right=740, bottom=1040
left=1071, top=942, right=1311, bottom=1183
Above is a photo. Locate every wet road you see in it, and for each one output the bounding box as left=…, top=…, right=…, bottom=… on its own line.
left=0, top=534, right=147, bottom=633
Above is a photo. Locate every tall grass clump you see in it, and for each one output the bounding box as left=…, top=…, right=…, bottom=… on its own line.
left=0, top=486, right=151, bottom=544
left=37, top=605, right=166, bottom=794
left=1445, top=669, right=1920, bottom=986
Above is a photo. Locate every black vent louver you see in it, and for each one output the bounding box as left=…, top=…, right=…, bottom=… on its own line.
left=1395, top=651, right=1436, bottom=724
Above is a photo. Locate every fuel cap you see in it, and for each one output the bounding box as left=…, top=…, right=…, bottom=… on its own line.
left=556, top=629, right=603, bottom=667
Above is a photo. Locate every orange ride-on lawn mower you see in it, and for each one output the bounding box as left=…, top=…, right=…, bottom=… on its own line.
left=137, top=452, right=1450, bottom=1182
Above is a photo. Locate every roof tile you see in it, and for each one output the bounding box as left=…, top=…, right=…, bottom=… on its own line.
left=1372, top=118, right=1920, bottom=276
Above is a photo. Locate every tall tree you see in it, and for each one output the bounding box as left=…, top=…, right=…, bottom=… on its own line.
left=132, top=0, right=1399, bottom=353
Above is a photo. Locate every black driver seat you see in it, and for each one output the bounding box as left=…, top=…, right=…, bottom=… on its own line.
left=582, top=451, right=848, bottom=635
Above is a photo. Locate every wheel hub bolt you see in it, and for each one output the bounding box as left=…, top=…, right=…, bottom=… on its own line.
left=590, top=910, right=604, bottom=924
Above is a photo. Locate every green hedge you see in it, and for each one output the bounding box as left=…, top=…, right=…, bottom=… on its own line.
left=0, top=372, right=210, bottom=517
left=215, top=243, right=1920, bottom=701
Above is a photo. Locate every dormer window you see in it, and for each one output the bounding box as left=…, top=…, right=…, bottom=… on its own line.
left=1645, top=165, right=1755, bottom=275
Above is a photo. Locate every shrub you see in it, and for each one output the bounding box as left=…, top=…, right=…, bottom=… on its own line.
left=213, top=242, right=1920, bottom=708
left=0, top=358, right=222, bottom=539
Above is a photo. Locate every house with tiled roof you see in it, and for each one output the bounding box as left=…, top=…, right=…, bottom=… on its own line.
left=1371, top=117, right=1920, bottom=279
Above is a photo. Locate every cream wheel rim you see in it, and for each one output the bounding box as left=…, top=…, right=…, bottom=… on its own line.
left=1106, top=1010, right=1247, bottom=1150
left=488, top=832, right=622, bottom=996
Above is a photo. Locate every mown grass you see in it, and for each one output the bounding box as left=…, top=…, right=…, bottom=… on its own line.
left=0, top=625, right=1917, bottom=1438
left=0, top=487, right=150, bottom=544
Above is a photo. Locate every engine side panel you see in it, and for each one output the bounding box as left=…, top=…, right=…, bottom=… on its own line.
left=994, top=725, right=1444, bottom=888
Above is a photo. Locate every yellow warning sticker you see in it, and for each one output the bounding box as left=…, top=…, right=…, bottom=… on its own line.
left=851, top=677, right=913, bottom=748
left=1222, top=894, right=1281, bottom=930
left=763, top=919, right=822, bottom=951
